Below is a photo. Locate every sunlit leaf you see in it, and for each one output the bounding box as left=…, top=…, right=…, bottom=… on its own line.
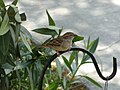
left=0, top=13, right=10, bottom=35
left=15, top=12, right=21, bottom=22
left=47, top=26, right=61, bottom=30
left=56, top=59, right=62, bottom=79
left=32, top=28, right=58, bottom=37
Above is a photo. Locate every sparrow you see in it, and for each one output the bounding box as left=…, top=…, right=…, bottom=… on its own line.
left=41, top=32, right=77, bottom=53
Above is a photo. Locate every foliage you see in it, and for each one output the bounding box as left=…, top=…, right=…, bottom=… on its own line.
left=0, top=0, right=102, bottom=90
left=32, top=10, right=102, bottom=90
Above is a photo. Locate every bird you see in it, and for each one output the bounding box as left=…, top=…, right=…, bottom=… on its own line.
left=41, top=32, right=77, bottom=54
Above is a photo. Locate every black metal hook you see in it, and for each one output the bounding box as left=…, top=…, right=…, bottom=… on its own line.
left=38, top=48, right=117, bottom=90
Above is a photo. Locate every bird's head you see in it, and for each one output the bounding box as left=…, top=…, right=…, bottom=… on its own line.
left=62, top=32, right=77, bottom=39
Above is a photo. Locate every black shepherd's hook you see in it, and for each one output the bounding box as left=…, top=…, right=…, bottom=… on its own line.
left=38, top=48, right=117, bottom=90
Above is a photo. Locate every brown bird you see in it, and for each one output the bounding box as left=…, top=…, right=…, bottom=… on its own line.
left=42, top=32, right=77, bottom=53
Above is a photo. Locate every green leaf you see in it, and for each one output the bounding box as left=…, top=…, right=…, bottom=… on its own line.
left=7, top=4, right=18, bottom=22
left=73, top=35, right=84, bottom=43
left=46, top=10, right=55, bottom=26
left=89, top=38, right=99, bottom=53
left=20, top=25, right=32, bottom=39
left=0, top=68, right=5, bottom=75
left=20, top=32, right=32, bottom=53
left=69, top=51, right=75, bottom=65
left=0, top=13, right=10, bottom=35
left=27, top=68, right=34, bottom=90
left=0, top=15, right=2, bottom=22
left=15, top=12, right=21, bottom=22
left=82, top=75, right=102, bottom=88
left=10, top=26, right=16, bottom=47
left=81, top=38, right=99, bottom=64
left=32, top=28, right=58, bottom=37
left=2, top=63, right=14, bottom=69
left=87, top=36, right=90, bottom=49
left=62, top=56, right=73, bottom=72
left=12, top=0, right=18, bottom=5
left=0, top=32, right=10, bottom=55
left=63, top=77, right=67, bottom=89
left=56, top=59, right=62, bottom=79
left=47, top=26, right=61, bottom=30
left=48, top=82, right=56, bottom=89
left=15, top=59, right=34, bottom=70
left=0, top=0, right=6, bottom=10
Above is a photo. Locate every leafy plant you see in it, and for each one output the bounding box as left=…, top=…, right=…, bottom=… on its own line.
left=0, top=0, right=102, bottom=90
left=32, top=10, right=102, bottom=90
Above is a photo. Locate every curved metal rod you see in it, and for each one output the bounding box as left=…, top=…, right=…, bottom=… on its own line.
left=38, top=48, right=117, bottom=90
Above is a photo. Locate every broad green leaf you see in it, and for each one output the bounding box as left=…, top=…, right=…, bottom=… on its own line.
left=46, top=10, right=55, bottom=26
left=0, top=13, right=10, bottom=35
left=32, top=28, right=58, bottom=37
left=15, top=12, right=21, bottom=22
left=82, top=75, right=102, bottom=88
left=62, top=56, right=73, bottom=72
left=56, top=59, right=62, bottom=79
left=48, top=26, right=61, bottom=30
left=20, top=25, right=32, bottom=39
left=73, top=35, right=84, bottom=43
left=20, top=32, right=32, bottom=53
left=0, top=32, right=10, bottom=55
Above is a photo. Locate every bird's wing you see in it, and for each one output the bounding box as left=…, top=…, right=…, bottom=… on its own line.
left=46, top=37, right=63, bottom=46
